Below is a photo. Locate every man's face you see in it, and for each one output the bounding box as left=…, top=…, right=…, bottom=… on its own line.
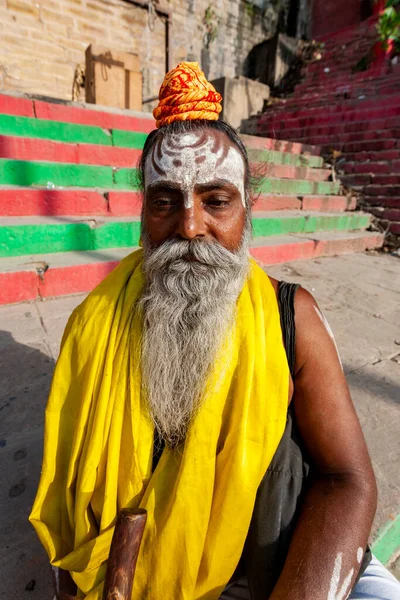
left=142, top=128, right=247, bottom=253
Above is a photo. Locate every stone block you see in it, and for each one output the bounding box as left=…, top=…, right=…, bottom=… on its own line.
left=211, top=75, right=269, bottom=131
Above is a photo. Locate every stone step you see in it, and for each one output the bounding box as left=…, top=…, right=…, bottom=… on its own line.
left=0, top=134, right=325, bottom=172
left=0, top=134, right=143, bottom=167
left=257, top=94, right=400, bottom=121
left=0, top=113, right=148, bottom=148
left=0, top=159, right=341, bottom=195
left=0, top=188, right=355, bottom=216
left=0, top=116, right=325, bottom=167
left=260, top=128, right=400, bottom=147
left=259, top=101, right=400, bottom=131
left=280, top=138, right=399, bottom=155
left=261, top=115, right=400, bottom=138
left=0, top=211, right=371, bottom=258
left=0, top=230, right=384, bottom=305
left=0, top=92, right=154, bottom=132
left=363, top=196, right=400, bottom=209
left=251, top=162, right=333, bottom=182
left=239, top=133, right=321, bottom=156
left=342, top=174, right=400, bottom=187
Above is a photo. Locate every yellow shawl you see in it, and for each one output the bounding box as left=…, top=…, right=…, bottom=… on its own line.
left=29, top=249, right=289, bottom=599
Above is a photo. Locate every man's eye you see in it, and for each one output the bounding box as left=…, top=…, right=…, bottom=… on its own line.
left=153, top=198, right=175, bottom=209
left=205, top=197, right=230, bottom=209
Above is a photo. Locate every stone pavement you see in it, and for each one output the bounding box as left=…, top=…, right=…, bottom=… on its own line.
left=0, top=251, right=399, bottom=599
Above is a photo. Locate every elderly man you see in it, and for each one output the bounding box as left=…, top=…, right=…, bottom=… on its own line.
left=30, top=63, right=400, bottom=600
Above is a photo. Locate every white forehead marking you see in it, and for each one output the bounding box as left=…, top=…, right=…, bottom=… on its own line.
left=145, top=130, right=246, bottom=208
left=357, top=547, right=363, bottom=563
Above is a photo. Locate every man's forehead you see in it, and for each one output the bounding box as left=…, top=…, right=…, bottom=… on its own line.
left=144, top=129, right=245, bottom=194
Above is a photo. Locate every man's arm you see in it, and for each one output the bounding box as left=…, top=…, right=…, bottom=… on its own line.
left=270, top=288, right=377, bottom=600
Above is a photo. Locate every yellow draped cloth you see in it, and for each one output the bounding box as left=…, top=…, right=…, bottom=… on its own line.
left=29, top=249, right=289, bottom=599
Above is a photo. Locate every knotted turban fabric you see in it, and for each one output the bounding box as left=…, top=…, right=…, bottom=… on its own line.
left=153, top=61, right=222, bottom=128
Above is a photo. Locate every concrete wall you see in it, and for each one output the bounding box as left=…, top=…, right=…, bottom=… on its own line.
left=0, top=0, right=269, bottom=112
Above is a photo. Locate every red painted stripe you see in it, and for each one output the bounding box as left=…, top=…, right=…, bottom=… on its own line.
left=0, top=233, right=384, bottom=304
left=302, top=196, right=357, bottom=211
left=34, top=100, right=155, bottom=133
left=0, top=135, right=142, bottom=167
left=251, top=240, right=316, bottom=264
left=0, top=135, right=78, bottom=163
left=38, top=261, right=120, bottom=298
left=0, top=189, right=108, bottom=216
left=107, top=192, right=142, bottom=216
left=0, top=271, right=38, bottom=305
left=77, top=144, right=142, bottom=167
left=252, top=162, right=330, bottom=181
left=0, top=187, right=354, bottom=217
left=0, top=94, right=34, bottom=117
left=252, top=194, right=302, bottom=211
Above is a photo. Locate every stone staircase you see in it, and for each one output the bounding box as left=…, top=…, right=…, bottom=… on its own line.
left=0, top=92, right=383, bottom=305
left=244, top=15, right=400, bottom=239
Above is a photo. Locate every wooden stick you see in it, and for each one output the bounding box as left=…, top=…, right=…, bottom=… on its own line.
left=102, top=508, right=147, bottom=600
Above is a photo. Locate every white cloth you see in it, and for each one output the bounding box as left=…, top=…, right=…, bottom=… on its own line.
left=219, top=555, right=400, bottom=599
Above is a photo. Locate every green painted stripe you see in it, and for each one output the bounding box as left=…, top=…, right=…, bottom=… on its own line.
left=371, top=513, right=400, bottom=566
left=0, top=160, right=338, bottom=195
left=247, top=148, right=324, bottom=168
left=112, top=129, right=149, bottom=149
left=0, top=115, right=325, bottom=169
left=0, top=114, right=112, bottom=145
left=0, top=214, right=370, bottom=257
left=113, top=167, right=142, bottom=190
left=257, top=178, right=340, bottom=195
left=0, top=159, right=140, bottom=190
left=252, top=213, right=370, bottom=238
left=0, top=221, right=141, bottom=257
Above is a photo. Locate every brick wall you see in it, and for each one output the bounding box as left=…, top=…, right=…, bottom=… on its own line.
left=0, top=0, right=268, bottom=111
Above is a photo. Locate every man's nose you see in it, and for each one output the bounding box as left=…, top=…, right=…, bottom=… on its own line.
left=176, top=205, right=206, bottom=240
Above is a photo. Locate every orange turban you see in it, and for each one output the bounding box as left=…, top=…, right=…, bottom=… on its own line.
left=153, top=62, right=222, bottom=128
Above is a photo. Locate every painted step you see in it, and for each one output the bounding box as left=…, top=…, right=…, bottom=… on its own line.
left=240, top=133, right=321, bottom=156
left=255, top=94, right=400, bottom=122
left=262, top=115, right=400, bottom=137
left=0, top=159, right=341, bottom=195
left=363, top=196, right=400, bottom=209
left=0, top=114, right=148, bottom=148
left=0, top=230, right=384, bottom=305
left=0, top=93, right=323, bottom=159
left=252, top=162, right=333, bottom=182
left=0, top=212, right=371, bottom=258
left=0, top=189, right=356, bottom=217
left=0, top=134, right=326, bottom=174
left=0, top=109, right=324, bottom=165
left=0, top=135, right=143, bottom=167
left=246, top=147, right=323, bottom=168
left=251, top=231, right=384, bottom=264
left=262, top=128, right=400, bottom=147
left=0, top=92, right=155, bottom=132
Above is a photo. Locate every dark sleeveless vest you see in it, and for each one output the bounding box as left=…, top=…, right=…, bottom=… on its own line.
left=241, top=281, right=371, bottom=598
left=153, top=281, right=371, bottom=598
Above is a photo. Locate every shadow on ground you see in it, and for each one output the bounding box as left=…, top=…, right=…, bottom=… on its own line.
left=0, top=330, right=56, bottom=599
left=345, top=360, right=400, bottom=407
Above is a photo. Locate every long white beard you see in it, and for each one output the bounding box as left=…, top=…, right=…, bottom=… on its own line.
left=139, top=224, right=251, bottom=448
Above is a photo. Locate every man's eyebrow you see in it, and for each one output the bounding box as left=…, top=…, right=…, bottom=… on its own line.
left=194, top=179, right=240, bottom=193
left=146, top=180, right=182, bottom=192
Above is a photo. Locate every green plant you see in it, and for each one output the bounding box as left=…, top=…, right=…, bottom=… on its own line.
left=376, top=0, right=400, bottom=53
left=203, top=5, right=219, bottom=48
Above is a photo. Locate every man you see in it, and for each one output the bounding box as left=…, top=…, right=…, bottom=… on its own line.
left=30, top=63, right=400, bottom=599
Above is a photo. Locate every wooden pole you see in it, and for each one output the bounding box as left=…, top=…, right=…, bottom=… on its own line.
left=102, top=508, right=147, bottom=600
